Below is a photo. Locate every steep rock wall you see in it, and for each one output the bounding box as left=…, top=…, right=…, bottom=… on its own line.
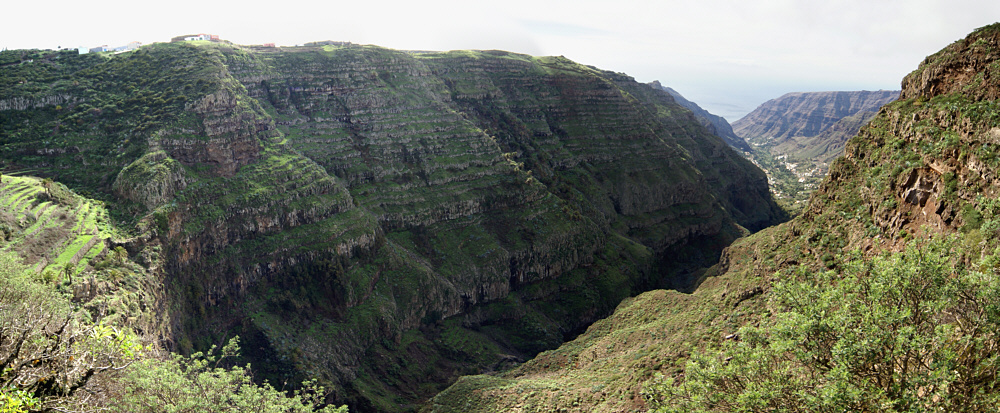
left=169, top=46, right=785, bottom=410
left=733, top=90, right=899, bottom=145
left=0, top=42, right=786, bottom=412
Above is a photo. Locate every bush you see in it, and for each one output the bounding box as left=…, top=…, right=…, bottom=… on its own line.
left=0, top=387, right=39, bottom=413
left=0, top=251, right=142, bottom=411
left=111, top=337, right=348, bottom=413
left=0, top=250, right=347, bottom=412
left=646, top=235, right=1000, bottom=412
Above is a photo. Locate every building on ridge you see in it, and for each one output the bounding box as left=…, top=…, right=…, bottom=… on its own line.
left=174, top=34, right=221, bottom=42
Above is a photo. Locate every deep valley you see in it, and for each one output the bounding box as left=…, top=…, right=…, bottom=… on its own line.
left=3, top=21, right=1000, bottom=413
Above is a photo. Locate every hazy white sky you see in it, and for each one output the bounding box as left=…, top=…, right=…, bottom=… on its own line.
left=4, top=0, right=999, bottom=120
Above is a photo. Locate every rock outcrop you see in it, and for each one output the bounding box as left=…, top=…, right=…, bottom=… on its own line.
left=901, top=26, right=1000, bottom=101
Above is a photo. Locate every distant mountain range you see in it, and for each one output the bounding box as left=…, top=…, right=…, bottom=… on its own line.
left=647, top=86, right=899, bottom=168
left=733, top=90, right=899, bottom=209
left=646, top=86, right=899, bottom=211
left=733, top=90, right=900, bottom=152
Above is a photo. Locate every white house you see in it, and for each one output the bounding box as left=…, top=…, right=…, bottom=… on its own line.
left=112, top=41, right=142, bottom=52
left=79, top=41, right=141, bottom=54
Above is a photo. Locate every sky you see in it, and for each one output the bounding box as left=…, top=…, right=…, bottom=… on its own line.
left=4, top=0, right=1000, bottom=121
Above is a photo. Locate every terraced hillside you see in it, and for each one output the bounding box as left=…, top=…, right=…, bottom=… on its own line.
left=1, top=176, right=107, bottom=274
left=429, top=23, right=1000, bottom=413
left=0, top=175, right=162, bottom=334
left=0, top=41, right=785, bottom=411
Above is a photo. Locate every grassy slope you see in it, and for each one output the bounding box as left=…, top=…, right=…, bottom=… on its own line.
left=0, top=175, right=162, bottom=334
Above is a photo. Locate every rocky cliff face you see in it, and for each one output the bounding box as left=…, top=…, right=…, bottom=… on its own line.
left=730, top=90, right=899, bottom=212
left=0, top=42, right=786, bottom=412
left=649, top=81, right=752, bottom=152
left=772, top=109, right=879, bottom=164
left=733, top=90, right=899, bottom=146
left=426, top=22, right=1000, bottom=413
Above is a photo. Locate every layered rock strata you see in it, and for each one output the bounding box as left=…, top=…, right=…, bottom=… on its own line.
left=0, top=42, right=786, bottom=411
left=733, top=90, right=899, bottom=146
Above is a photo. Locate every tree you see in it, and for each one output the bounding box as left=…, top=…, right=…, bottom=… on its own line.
left=63, top=262, right=74, bottom=284
left=40, top=178, right=52, bottom=197
left=0, top=252, right=142, bottom=412
left=111, top=246, right=128, bottom=265
left=110, top=337, right=348, bottom=413
left=646, top=235, right=1000, bottom=412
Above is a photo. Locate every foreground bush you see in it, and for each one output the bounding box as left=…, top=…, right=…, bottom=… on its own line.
left=0, top=252, right=141, bottom=412
left=111, top=337, right=347, bottom=413
left=647, top=235, right=1000, bottom=412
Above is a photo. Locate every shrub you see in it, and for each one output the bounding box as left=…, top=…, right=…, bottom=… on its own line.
left=646, top=235, right=1000, bottom=412
left=111, top=337, right=348, bottom=413
left=0, top=252, right=142, bottom=411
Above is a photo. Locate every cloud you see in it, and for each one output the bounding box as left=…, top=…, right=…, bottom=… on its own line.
left=517, top=19, right=612, bottom=38
left=4, top=0, right=999, bottom=120
left=715, top=58, right=760, bottom=67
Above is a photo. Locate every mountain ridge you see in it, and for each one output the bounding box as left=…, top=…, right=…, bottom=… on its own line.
left=732, top=90, right=899, bottom=146
left=647, top=81, right=752, bottom=152
left=0, top=42, right=785, bottom=411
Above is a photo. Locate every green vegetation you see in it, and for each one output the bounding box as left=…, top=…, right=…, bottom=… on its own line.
left=112, top=338, right=347, bottom=413
left=0, top=387, right=38, bottom=413
left=745, top=150, right=810, bottom=214
left=2, top=38, right=787, bottom=412
left=0, top=250, right=140, bottom=411
left=0, top=43, right=229, bottom=193
left=0, top=175, right=126, bottom=285
left=648, top=235, right=1000, bottom=412
left=0, top=249, right=346, bottom=412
